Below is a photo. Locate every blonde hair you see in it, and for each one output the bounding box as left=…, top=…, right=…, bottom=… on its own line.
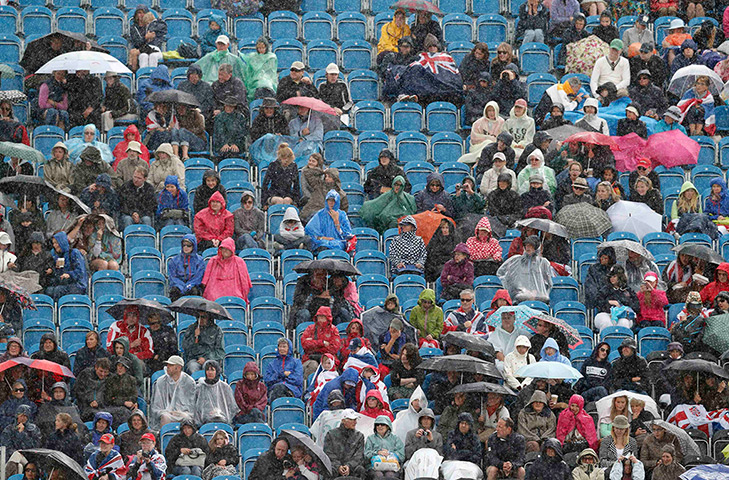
left=635, top=175, right=653, bottom=190
left=630, top=398, right=645, bottom=409
left=56, top=413, right=77, bottom=432
left=142, top=12, right=156, bottom=25
left=610, top=395, right=629, bottom=420
left=596, top=181, right=620, bottom=203
left=208, top=430, right=229, bottom=451
left=677, top=185, right=700, bottom=215
left=611, top=422, right=631, bottom=445
left=278, top=143, right=295, bottom=164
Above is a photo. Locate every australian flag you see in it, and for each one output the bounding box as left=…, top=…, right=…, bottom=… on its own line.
left=385, top=52, right=463, bottom=98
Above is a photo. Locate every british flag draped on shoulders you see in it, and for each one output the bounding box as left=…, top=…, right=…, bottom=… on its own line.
left=85, top=434, right=127, bottom=480
left=668, top=403, right=729, bottom=439
left=391, top=49, right=464, bottom=104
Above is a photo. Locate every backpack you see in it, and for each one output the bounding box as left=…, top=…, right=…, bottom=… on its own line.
left=672, top=313, right=706, bottom=350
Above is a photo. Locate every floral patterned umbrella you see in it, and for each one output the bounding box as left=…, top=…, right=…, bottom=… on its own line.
left=0, top=275, right=36, bottom=310
left=481, top=305, right=541, bottom=328
left=523, top=313, right=583, bottom=349
left=390, top=0, right=442, bottom=14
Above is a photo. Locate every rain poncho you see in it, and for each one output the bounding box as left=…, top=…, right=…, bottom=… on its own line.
left=306, top=353, right=338, bottom=407
left=195, top=48, right=245, bottom=83
left=466, top=217, right=502, bottom=262
left=409, top=289, right=444, bottom=341
left=556, top=394, right=598, bottom=449
left=312, top=368, right=359, bottom=420
left=49, top=231, right=87, bottom=293
left=66, top=124, right=113, bottom=164
left=305, top=190, right=353, bottom=251
left=264, top=339, right=303, bottom=399
left=364, top=415, right=405, bottom=466
left=111, top=125, right=150, bottom=166
left=193, top=360, right=238, bottom=425
left=704, top=178, right=729, bottom=220
left=539, top=338, right=571, bottom=366
left=202, top=237, right=252, bottom=303
left=136, top=65, right=173, bottom=115
left=497, top=245, right=553, bottom=303
left=241, top=37, right=278, bottom=102
left=360, top=175, right=416, bottom=234
left=200, top=13, right=228, bottom=55
left=149, top=368, right=196, bottom=429
left=471, top=101, right=505, bottom=146
left=193, top=191, right=234, bottom=243
left=502, top=103, right=536, bottom=150
left=516, top=149, right=557, bottom=194
left=167, top=234, right=205, bottom=295
left=392, top=386, right=427, bottom=442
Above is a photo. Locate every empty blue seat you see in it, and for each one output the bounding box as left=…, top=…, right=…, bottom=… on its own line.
left=600, top=325, right=634, bottom=353
left=302, top=11, right=333, bottom=40
left=239, top=248, right=272, bottom=274
left=526, top=73, right=557, bottom=107
left=354, top=250, right=387, bottom=276
left=396, top=132, right=428, bottom=162
left=60, top=319, right=93, bottom=349
left=250, top=296, right=285, bottom=325
left=330, top=160, right=361, bottom=184
left=637, top=327, right=671, bottom=356
left=57, top=7, right=87, bottom=34
left=553, top=301, right=587, bottom=327
left=132, top=271, right=166, bottom=298
left=348, top=69, right=379, bottom=102
left=32, top=125, right=65, bottom=157
left=549, top=277, right=580, bottom=305
left=352, top=101, right=386, bottom=132
left=250, top=272, right=276, bottom=300
left=252, top=322, right=285, bottom=351
left=272, top=39, right=304, bottom=71
left=323, top=131, right=355, bottom=163
left=519, top=42, right=550, bottom=75
left=431, top=132, right=464, bottom=165
left=308, top=39, right=339, bottom=71
left=391, top=102, right=423, bottom=133
left=439, top=162, right=469, bottom=189
left=341, top=40, right=372, bottom=71
left=58, top=295, right=92, bottom=324
left=357, top=274, right=390, bottom=300
left=447, top=41, right=474, bottom=65
left=98, top=36, right=128, bottom=65
left=91, top=270, right=125, bottom=301
left=93, top=7, right=124, bottom=37
left=268, top=11, right=300, bottom=39
left=333, top=0, right=361, bottom=11
left=404, top=161, right=435, bottom=186
left=0, top=7, right=18, bottom=34
left=476, top=14, right=507, bottom=44
left=224, top=345, right=255, bottom=374
left=426, top=102, right=458, bottom=133
left=336, top=12, right=367, bottom=40
left=237, top=424, right=272, bottom=454
left=474, top=275, right=502, bottom=308
left=443, top=13, right=473, bottom=43
left=301, top=0, right=327, bottom=11
left=234, top=14, right=265, bottom=41
left=271, top=397, right=306, bottom=430
left=162, top=9, right=193, bottom=38
left=393, top=275, right=426, bottom=303
left=21, top=7, right=52, bottom=37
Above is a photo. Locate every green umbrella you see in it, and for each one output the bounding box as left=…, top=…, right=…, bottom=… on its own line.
left=0, top=142, right=45, bottom=165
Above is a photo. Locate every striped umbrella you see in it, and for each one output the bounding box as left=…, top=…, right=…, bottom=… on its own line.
left=391, top=0, right=442, bottom=14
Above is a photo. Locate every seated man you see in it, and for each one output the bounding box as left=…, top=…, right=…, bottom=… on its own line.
left=305, top=190, right=353, bottom=254
left=149, top=355, right=195, bottom=429
left=248, top=437, right=292, bottom=480
left=525, top=439, right=571, bottom=479
left=444, top=412, right=482, bottom=465
left=264, top=338, right=304, bottom=403
left=106, top=305, right=153, bottom=362
left=84, top=434, right=124, bottom=480
left=73, top=358, right=111, bottom=421
left=167, top=235, right=205, bottom=301
left=181, top=312, right=224, bottom=374
left=117, top=165, right=156, bottom=231
left=323, top=410, right=366, bottom=479
left=486, top=418, right=526, bottom=479
left=125, top=433, right=166, bottom=480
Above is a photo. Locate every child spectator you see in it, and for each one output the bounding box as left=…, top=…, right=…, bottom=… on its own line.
left=637, top=272, right=668, bottom=329
left=156, top=175, right=189, bottom=227
left=273, top=207, right=309, bottom=253
left=440, top=243, right=474, bottom=301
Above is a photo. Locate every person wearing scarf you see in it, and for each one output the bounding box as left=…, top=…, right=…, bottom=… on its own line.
left=306, top=353, right=338, bottom=407
left=677, top=74, right=716, bottom=136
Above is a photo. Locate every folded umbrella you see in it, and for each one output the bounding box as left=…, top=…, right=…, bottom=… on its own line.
left=672, top=244, right=724, bottom=265
left=440, top=331, right=496, bottom=358
left=168, top=297, right=233, bottom=321
left=515, top=362, right=583, bottom=380
left=644, top=130, right=700, bottom=168
left=481, top=305, right=541, bottom=329
left=523, top=313, right=583, bottom=349
left=515, top=217, right=568, bottom=238
left=417, top=354, right=502, bottom=378
left=447, top=381, right=516, bottom=396
left=106, top=298, right=175, bottom=325
left=554, top=203, right=612, bottom=238
left=606, top=201, right=662, bottom=241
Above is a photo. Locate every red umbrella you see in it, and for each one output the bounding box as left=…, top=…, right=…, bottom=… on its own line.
left=282, top=97, right=338, bottom=116
left=643, top=130, right=700, bottom=168
left=564, top=131, right=618, bottom=147
left=391, top=0, right=442, bottom=14
left=612, top=133, right=647, bottom=172
left=0, top=357, right=74, bottom=378
left=0, top=356, right=32, bottom=372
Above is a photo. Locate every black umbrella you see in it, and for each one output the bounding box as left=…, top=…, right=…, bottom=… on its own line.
left=440, top=332, right=496, bottom=358
left=106, top=298, right=174, bottom=325
left=672, top=244, right=725, bottom=265
left=447, top=381, right=516, bottom=396
left=19, top=449, right=86, bottom=480
left=281, top=429, right=333, bottom=474
left=20, top=31, right=107, bottom=73
left=417, top=354, right=502, bottom=379
left=147, top=89, right=201, bottom=107
left=663, top=359, right=729, bottom=379
left=294, top=259, right=360, bottom=276
left=168, top=297, right=233, bottom=321
left=0, top=174, right=57, bottom=199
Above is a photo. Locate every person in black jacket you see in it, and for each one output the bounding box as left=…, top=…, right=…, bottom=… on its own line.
left=444, top=412, right=482, bottom=465
left=628, top=70, right=668, bottom=119
left=575, top=342, right=612, bottom=402
left=515, top=0, right=549, bottom=47
left=165, top=418, right=209, bottom=477
left=260, top=143, right=300, bottom=207
left=460, top=43, right=491, bottom=90
left=100, top=72, right=134, bottom=133
left=491, top=63, right=528, bottom=116
left=526, top=438, right=571, bottom=480
left=541, top=103, right=573, bottom=130
left=594, top=265, right=641, bottom=333
left=118, top=166, right=157, bottom=232
left=276, top=62, right=318, bottom=105
left=592, top=11, right=619, bottom=44
left=521, top=175, right=554, bottom=215
left=411, top=10, right=443, bottom=53
left=318, top=64, right=352, bottom=116
left=488, top=173, right=522, bottom=230
left=609, top=338, right=649, bottom=394
left=486, top=418, right=526, bottom=478
left=44, top=412, right=84, bottom=465
left=629, top=43, right=668, bottom=88
left=363, top=149, right=410, bottom=199
left=66, top=70, right=102, bottom=128
left=617, top=104, right=648, bottom=138
left=378, top=36, right=419, bottom=78
left=193, top=169, right=227, bottom=215
left=147, top=313, right=178, bottom=374
left=250, top=97, right=289, bottom=142
left=464, top=72, right=494, bottom=125
left=178, top=65, right=215, bottom=125
left=476, top=132, right=515, bottom=181
left=629, top=176, right=663, bottom=215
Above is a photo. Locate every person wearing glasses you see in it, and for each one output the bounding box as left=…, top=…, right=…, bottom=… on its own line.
left=574, top=343, right=611, bottom=403
left=20, top=463, right=40, bottom=480
left=0, top=380, right=35, bottom=430
left=627, top=158, right=660, bottom=196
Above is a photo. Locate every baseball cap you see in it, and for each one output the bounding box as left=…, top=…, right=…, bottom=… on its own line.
left=100, top=433, right=115, bottom=444
left=215, top=35, right=230, bottom=45
left=164, top=355, right=184, bottom=367
left=639, top=42, right=654, bottom=54
left=644, top=272, right=658, bottom=282
left=515, top=98, right=527, bottom=109
left=342, top=409, right=358, bottom=420
left=610, top=39, right=624, bottom=51
left=141, top=433, right=156, bottom=442
left=670, top=18, right=685, bottom=30
left=0, top=232, right=11, bottom=245
left=636, top=158, right=651, bottom=170
left=325, top=63, right=339, bottom=75
left=636, top=15, right=649, bottom=26
left=493, top=152, right=506, bottom=162
left=126, top=141, right=142, bottom=154
left=290, top=61, right=306, bottom=71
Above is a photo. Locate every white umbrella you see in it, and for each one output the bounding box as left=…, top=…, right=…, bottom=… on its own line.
left=595, top=390, right=660, bottom=424
left=669, top=65, right=724, bottom=96
left=36, top=51, right=132, bottom=75
left=515, top=362, right=583, bottom=380
left=606, top=201, right=662, bottom=241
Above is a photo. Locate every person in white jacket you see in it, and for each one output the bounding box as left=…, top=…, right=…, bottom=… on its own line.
left=503, top=335, right=536, bottom=390
left=590, top=39, right=630, bottom=96
left=501, top=98, right=535, bottom=158
left=0, top=232, right=16, bottom=272
left=480, top=152, right=517, bottom=195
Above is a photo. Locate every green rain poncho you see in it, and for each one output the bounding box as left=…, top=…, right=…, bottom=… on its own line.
left=240, top=37, right=278, bottom=103
left=360, top=175, right=416, bottom=234
left=195, top=49, right=246, bottom=83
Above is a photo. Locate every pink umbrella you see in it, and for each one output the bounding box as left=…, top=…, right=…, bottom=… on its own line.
left=612, top=133, right=647, bottom=171
left=564, top=131, right=618, bottom=147
left=282, top=97, right=338, bottom=116
left=644, top=130, right=700, bottom=168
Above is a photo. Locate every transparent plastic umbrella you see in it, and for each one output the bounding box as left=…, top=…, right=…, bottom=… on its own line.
left=515, top=362, right=583, bottom=380
left=668, top=65, right=724, bottom=96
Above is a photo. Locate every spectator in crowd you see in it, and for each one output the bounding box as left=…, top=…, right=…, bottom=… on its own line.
left=641, top=423, right=684, bottom=471
left=128, top=8, right=166, bottom=71
left=515, top=0, right=549, bottom=45
left=168, top=235, right=205, bottom=300
left=232, top=362, right=267, bottom=425
left=70, top=146, right=118, bottom=196
left=636, top=271, right=668, bottom=328
left=650, top=444, right=684, bottom=480
left=44, top=143, right=72, bottom=192
left=681, top=75, right=716, bottom=136
left=241, top=37, right=278, bottom=102
left=44, top=411, right=84, bottom=465
left=631, top=43, right=667, bottom=87
left=117, top=409, right=153, bottom=458
left=469, top=102, right=505, bottom=160
left=388, top=343, right=423, bottom=400
left=492, top=66, right=528, bottom=120
left=671, top=39, right=700, bottom=78
left=149, top=355, right=195, bottom=429
left=576, top=98, right=610, bottom=135
left=628, top=71, right=667, bottom=119
left=181, top=311, right=224, bottom=374
left=439, top=246, right=475, bottom=304
left=572, top=448, right=604, bottom=480
left=172, top=103, right=206, bottom=160
left=423, top=219, right=458, bottom=283
left=485, top=418, right=525, bottom=479
left=593, top=11, right=618, bottom=43
left=404, top=408, right=442, bottom=461
left=453, top=176, right=486, bottom=220
left=193, top=170, right=227, bottom=216
left=364, top=415, right=405, bottom=479
left=109, top=337, right=144, bottom=387
left=411, top=9, right=443, bottom=52
left=0, top=380, right=34, bottom=431
left=301, top=167, right=348, bottom=222
left=0, top=403, right=41, bottom=455
left=590, top=39, right=630, bottom=96
left=466, top=217, right=503, bottom=277
left=136, top=67, right=173, bottom=119
left=324, top=409, right=366, bottom=478
left=71, top=331, right=108, bottom=378
left=202, top=430, right=238, bottom=480
left=561, top=177, right=593, bottom=207
left=627, top=159, right=659, bottom=195
left=193, top=360, right=237, bottom=425
left=80, top=174, right=119, bottom=221
left=248, top=437, right=292, bottom=480
left=318, top=63, right=351, bottom=117
left=557, top=394, right=598, bottom=453
left=379, top=318, right=408, bottom=372
left=377, top=9, right=411, bottom=65
left=73, top=358, right=110, bottom=422
left=617, top=104, right=648, bottom=138
left=103, top=357, right=138, bottom=427
left=68, top=70, right=102, bottom=128
left=233, top=191, right=265, bottom=250
left=277, top=62, right=318, bottom=105
left=18, top=231, right=52, bottom=287
left=39, top=70, right=69, bottom=130
left=260, top=143, right=300, bottom=207
left=593, top=265, right=640, bottom=332
left=118, top=166, right=156, bottom=231
left=126, top=433, right=167, bottom=480
left=489, top=309, right=531, bottom=365
left=100, top=72, right=135, bottom=132
left=389, top=216, right=426, bottom=276
left=194, top=191, right=234, bottom=251
left=250, top=98, right=288, bottom=142
left=164, top=418, right=209, bottom=477
left=610, top=338, right=649, bottom=394
left=549, top=0, right=580, bottom=36
left=212, top=64, right=247, bottom=115
left=84, top=434, right=124, bottom=480
left=112, top=125, right=150, bottom=169
left=623, top=16, right=652, bottom=51
left=460, top=44, right=491, bottom=90
left=178, top=65, right=215, bottom=122
left=146, top=311, right=177, bottom=374
left=264, top=338, right=303, bottom=402
left=503, top=335, right=535, bottom=391
left=600, top=416, right=639, bottom=468
left=213, top=96, right=248, bottom=160
left=416, top=172, right=453, bottom=217
left=629, top=176, right=663, bottom=215
left=301, top=306, right=341, bottom=377
left=156, top=175, right=189, bottom=228
left=46, top=231, right=87, bottom=300
left=527, top=438, right=571, bottom=480
left=706, top=178, right=729, bottom=223
left=517, top=390, right=556, bottom=453
left=599, top=395, right=630, bottom=438
left=106, top=305, right=153, bottom=362
left=196, top=36, right=245, bottom=83
left=305, top=190, right=352, bottom=254
left=115, top=140, right=149, bottom=185
left=200, top=13, right=228, bottom=55
left=201, top=237, right=251, bottom=302
left=145, top=101, right=177, bottom=152
left=289, top=105, right=324, bottom=146
left=148, top=144, right=185, bottom=194
left=364, top=150, right=409, bottom=200
left=575, top=342, right=611, bottom=402
left=520, top=173, right=554, bottom=214
left=271, top=206, right=308, bottom=253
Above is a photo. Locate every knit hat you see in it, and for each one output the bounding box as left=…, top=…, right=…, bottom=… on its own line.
left=423, top=33, right=439, bottom=50
left=667, top=342, right=684, bottom=354
left=620, top=338, right=637, bottom=351
left=529, top=174, right=544, bottom=184
left=686, top=291, right=703, bottom=309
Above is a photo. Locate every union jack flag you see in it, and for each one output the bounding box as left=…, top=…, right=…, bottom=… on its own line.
left=411, top=52, right=459, bottom=75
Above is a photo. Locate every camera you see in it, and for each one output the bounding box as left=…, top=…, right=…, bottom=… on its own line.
left=501, top=71, right=510, bottom=80
left=283, top=460, right=295, bottom=469
left=455, top=183, right=461, bottom=189
left=142, top=451, right=151, bottom=459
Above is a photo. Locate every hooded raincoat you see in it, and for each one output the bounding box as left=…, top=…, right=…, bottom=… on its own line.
left=526, top=438, right=571, bottom=480
left=361, top=175, right=416, bottom=233
left=264, top=339, right=303, bottom=399
left=503, top=335, right=536, bottom=390
left=471, top=101, right=505, bottom=145
left=517, top=149, right=557, bottom=194
left=111, top=125, right=150, bottom=166
left=136, top=66, right=173, bottom=114
left=149, top=368, right=196, bottom=430
left=195, top=48, right=245, bottom=83
left=364, top=415, right=405, bottom=469
left=301, top=167, right=349, bottom=221
left=704, top=178, right=729, bottom=220
left=392, top=386, right=427, bottom=442
left=233, top=361, right=267, bottom=415
left=168, top=234, right=206, bottom=296
left=446, top=412, right=483, bottom=464
left=202, top=237, right=252, bottom=303
left=301, top=306, right=342, bottom=363
left=572, top=448, right=605, bottom=480
left=518, top=390, right=556, bottom=446
left=415, top=173, right=454, bottom=217
left=67, top=124, right=114, bottom=165
left=466, top=217, right=502, bottom=262
left=194, top=191, right=234, bottom=244
left=404, top=408, right=443, bottom=460
left=539, top=338, right=572, bottom=366
left=312, top=368, right=359, bottom=420
left=497, top=244, right=553, bottom=303
left=408, top=289, right=444, bottom=340
left=305, top=190, right=353, bottom=251
left=193, top=360, right=238, bottom=425
left=241, top=37, right=278, bottom=102
left=503, top=103, right=536, bottom=150
left=556, top=394, right=598, bottom=450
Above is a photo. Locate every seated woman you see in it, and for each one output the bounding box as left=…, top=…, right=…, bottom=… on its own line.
left=364, top=416, right=405, bottom=480
left=264, top=338, right=303, bottom=402
left=363, top=150, right=409, bottom=200
left=111, top=125, right=150, bottom=167
left=425, top=219, right=459, bottom=283
left=233, top=362, right=267, bottom=425
left=360, top=176, right=416, bottom=234
left=517, top=150, right=557, bottom=195
left=466, top=217, right=502, bottom=278
left=46, top=231, right=88, bottom=300
left=680, top=75, right=716, bottom=136
left=636, top=272, right=668, bottom=329
left=233, top=191, right=265, bottom=250
left=194, top=191, right=234, bottom=252
left=595, top=180, right=621, bottom=211
left=241, top=37, right=278, bottom=102
left=39, top=70, right=69, bottom=131
left=66, top=124, right=113, bottom=164
left=629, top=176, right=663, bottom=215
left=617, top=104, right=648, bottom=138
left=260, top=143, right=300, bottom=208
left=705, top=178, right=729, bottom=225
left=415, top=173, right=454, bottom=217
left=194, top=360, right=238, bottom=425
left=202, top=430, right=239, bottom=480
left=460, top=101, right=504, bottom=164
left=599, top=416, right=638, bottom=468
left=575, top=98, right=609, bottom=135
left=388, top=343, right=423, bottom=401
left=671, top=181, right=701, bottom=224
left=173, top=104, right=207, bottom=161
left=556, top=394, right=598, bottom=454
left=202, top=237, right=251, bottom=303
left=440, top=243, right=474, bottom=302
left=156, top=175, right=189, bottom=228
left=145, top=101, right=178, bottom=152
left=497, top=235, right=552, bottom=303
left=594, top=266, right=640, bottom=333
left=68, top=215, right=121, bottom=272
left=389, top=216, right=426, bottom=277
left=305, top=190, right=353, bottom=254
left=200, top=13, right=228, bottom=56
left=598, top=394, right=630, bottom=438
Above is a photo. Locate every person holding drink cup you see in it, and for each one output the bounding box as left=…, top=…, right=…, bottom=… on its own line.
left=46, top=231, right=88, bottom=301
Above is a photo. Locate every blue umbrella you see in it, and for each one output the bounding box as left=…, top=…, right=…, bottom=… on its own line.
left=482, top=305, right=541, bottom=328
left=515, top=362, right=583, bottom=380
left=680, top=465, right=729, bottom=480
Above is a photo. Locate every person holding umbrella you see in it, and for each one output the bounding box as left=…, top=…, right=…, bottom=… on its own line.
left=288, top=105, right=324, bottom=147
left=180, top=311, right=224, bottom=375
left=105, top=305, right=153, bottom=362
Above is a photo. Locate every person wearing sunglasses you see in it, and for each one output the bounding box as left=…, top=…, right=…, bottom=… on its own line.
left=0, top=380, right=35, bottom=431
left=574, top=342, right=611, bottom=403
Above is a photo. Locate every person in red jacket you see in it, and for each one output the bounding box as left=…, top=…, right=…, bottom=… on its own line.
left=301, top=306, right=342, bottom=378
left=361, top=389, right=394, bottom=420
left=105, top=305, right=154, bottom=360
left=233, top=361, right=267, bottom=425
left=701, top=262, right=729, bottom=306
left=339, top=318, right=372, bottom=365
left=193, top=190, right=234, bottom=251
left=201, top=237, right=252, bottom=303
